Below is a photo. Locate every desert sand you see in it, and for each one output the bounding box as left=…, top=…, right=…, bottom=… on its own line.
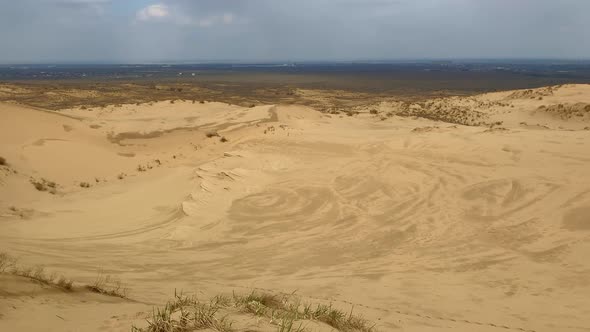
left=1, top=84, right=590, bottom=332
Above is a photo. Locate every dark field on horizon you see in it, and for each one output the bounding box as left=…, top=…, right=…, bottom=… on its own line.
left=2, top=62, right=590, bottom=110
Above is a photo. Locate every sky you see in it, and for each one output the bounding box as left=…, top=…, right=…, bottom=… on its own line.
left=0, top=0, right=589, bottom=63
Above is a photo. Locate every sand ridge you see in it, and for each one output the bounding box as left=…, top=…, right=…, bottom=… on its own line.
left=1, top=84, right=590, bottom=331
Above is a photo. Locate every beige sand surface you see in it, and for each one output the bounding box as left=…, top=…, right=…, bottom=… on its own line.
left=1, top=85, right=590, bottom=331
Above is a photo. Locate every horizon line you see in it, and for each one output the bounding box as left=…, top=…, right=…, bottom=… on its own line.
left=2, top=57, right=590, bottom=66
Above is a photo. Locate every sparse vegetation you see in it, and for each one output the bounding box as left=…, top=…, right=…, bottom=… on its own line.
left=133, top=290, right=376, bottom=332
left=57, top=275, right=74, bottom=290
left=0, top=253, right=75, bottom=292
left=80, top=182, right=91, bottom=188
left=30, top=178, right=57, bottom=194
left=220, top=136, right=228, bottom=143
left=0, top=156, right=6, bottom=166
left=0, top=252, right=17, bottom=272
left=206, top=131, right=220, bottom=138
left=133, top=291, right=233, bottom=332
left=3, top=252, right=376, bottom=331
left=229, top=291, right=375, bottom=332
left=86, top=271, right=128, bottom=298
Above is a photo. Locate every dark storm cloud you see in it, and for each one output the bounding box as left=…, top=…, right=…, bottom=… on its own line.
left=0, top=0, right=588, bottom=63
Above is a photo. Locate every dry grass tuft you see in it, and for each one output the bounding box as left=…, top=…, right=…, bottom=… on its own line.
left=0, top=252, right=17, bottom=272
left=57, top=275, right=74, bottom=290
left=11, top=264, right=75, bottom=292
left=135, top=290, right=377, bottom=332
left=229, top=291, right=376, bottom=332
left=30, top=178, right=57, bottom=194
left=205, top=131, right=220, bottom=138
left=133, top=290, right=233, bottom=332
left=86, top=271, right=128, bottom=298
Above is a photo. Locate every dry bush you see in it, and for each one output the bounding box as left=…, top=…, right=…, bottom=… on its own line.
left=9, top=263, right=74, bottom=292
left=80, top=182, right=91, bottom=188
left=205, top=131, right=220, bottom=138
left=0, top=156, right=6, bottom=166
left=57, top=275, right=74, bottom=290
left=220, top=137, right=228, bottom=143
left=86, top=271, right=128, bottom=298
left=30, top=178, right=57, bottom=194
left=0, top=252, right=17, bottom=272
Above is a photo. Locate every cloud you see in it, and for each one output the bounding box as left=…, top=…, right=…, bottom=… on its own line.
left=137, top=4, right=170, bottom=21
left=136, top=2, right=236, bottom=27
left=0, top=0, right=589, bottom=62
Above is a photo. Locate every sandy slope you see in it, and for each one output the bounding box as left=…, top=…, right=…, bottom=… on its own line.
left=1, top=85, right=590, bottom=332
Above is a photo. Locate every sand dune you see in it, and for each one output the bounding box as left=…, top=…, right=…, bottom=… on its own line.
left=1, top=85, right=590, bottom=331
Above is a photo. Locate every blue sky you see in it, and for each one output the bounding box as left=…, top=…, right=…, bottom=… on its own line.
left=0, top=0, right=589, bottom=63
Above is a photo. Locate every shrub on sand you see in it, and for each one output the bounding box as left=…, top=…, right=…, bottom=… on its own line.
left=86, top=271, right=128, bottom=298
left=133, top=290, right=377, bottom=332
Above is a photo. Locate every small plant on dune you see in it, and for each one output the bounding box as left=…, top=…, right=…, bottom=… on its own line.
left=133, top=290, right=377, bottom=332
left=231, top=291, right=375, bottom=332
left=86, top=271, right=128, bottom=298
left=8, top=264, right=74, bottom=292
left=205, top=131, right=220, bottom=138
left=276, top=317, right=306, bottom=332
left=30, top=178, right=57, bottom=194
left=0, top=156, right=6, bottom=166
left=0, top=252, right=17, bottom=272
left=220, top=136, right=228, bottom=143
left=56, top=275, right=74, bottom=290
left=307, top=303, right=374, bottom=332
left=80, top=182, right=91, bottom=188
left=133, top=290, right=234, bottom=332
